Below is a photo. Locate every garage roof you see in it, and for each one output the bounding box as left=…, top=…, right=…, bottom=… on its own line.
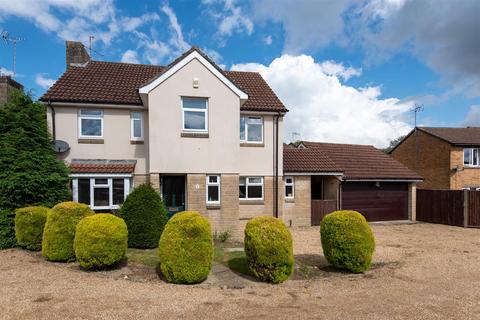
left=285, top=141, right=422, bottom=181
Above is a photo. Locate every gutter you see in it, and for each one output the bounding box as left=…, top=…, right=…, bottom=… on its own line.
left=45, top=101, right=147, bottom=110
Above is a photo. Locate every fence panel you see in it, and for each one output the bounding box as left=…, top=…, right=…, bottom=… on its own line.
left=416, top=189, right=464, bottom=227
left=468, top=191, right=480, bottom=227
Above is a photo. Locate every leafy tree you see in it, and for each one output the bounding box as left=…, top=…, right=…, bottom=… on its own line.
left=0, top=90, right=70, bottom=210
left=383, top=135, right=406, bottom=153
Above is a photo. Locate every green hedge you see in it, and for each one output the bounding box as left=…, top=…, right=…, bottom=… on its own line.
left=120, top=184, right=167, bottom=249
left=15, top=206, right=49, bottom=251
left=158, top=211, right=213, bottom=284
left=244, top=216, right=294, bottom=283
left=0, top=209, right=16, bottom=249
left=320, top=210, right=375, bottom=273
left=42, top=201, right=94, bottom=262
left=74, top=214, right=128, bottom=269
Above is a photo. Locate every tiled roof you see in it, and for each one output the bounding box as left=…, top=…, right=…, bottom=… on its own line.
left=40, top=48, right=287, bottom=113
left=418, top=127, right=480, bottom=145
left=285, top=141, right=422, bottom=181
left=283, top=147, right=342, bottom=173
left=70, top=159, right=136, bottom=174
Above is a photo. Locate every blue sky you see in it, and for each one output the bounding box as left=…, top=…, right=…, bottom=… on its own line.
left=1, top=0, right=479, bottom=147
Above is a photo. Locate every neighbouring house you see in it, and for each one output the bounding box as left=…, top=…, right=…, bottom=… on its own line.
left=40, top=41, right=287, bottom=238
left=0, top=75, right=23, bottom=104
left=390, top=127, right=480, bottom=190
left=284, top=142, right=422, bottom=225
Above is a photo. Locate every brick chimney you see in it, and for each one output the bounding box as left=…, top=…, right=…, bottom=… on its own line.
left=0, top=76, right=23, bottom=104
left=66, top=41, right=90, bottom=69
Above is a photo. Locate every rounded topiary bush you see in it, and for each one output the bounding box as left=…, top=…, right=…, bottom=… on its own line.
left=120, top=184, right=167, bottom=249
left=42, top=201, right=94, bottom=262
left=74, top=214, right=128, bottom=269
left=320, top=210, right=375, bottom=273
left=158, top=211, right=213, bottom=284
left=244, top=216, right=294, bottom=284
left=15, top=206, right=49, bottom=251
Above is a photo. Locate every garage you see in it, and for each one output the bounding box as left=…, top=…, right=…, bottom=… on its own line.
left=341, top=182, right=409, bottom=221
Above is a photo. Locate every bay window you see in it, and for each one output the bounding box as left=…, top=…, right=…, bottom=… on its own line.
left=131, top=111, right=144, bottom=140
left=464, top=148, right=479, bottom=167
left=285, top=176, right=294, bottom=199
left=240, top=116, right=263, bottom=143
left=206, top=175, right=220, bottom=205
left=239, top=177, right=264, bottom=200
left=182, top=97, right=208, bottom=132
left=79, top=109, right=103, bottom=138
left=72, top=176, right=131, bottom=210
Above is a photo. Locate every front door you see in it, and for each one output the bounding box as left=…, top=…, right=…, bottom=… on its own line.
left=161, top=175, right=186, bottom=218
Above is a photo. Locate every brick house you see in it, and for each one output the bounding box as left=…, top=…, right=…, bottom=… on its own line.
left=0, top=75, right=23, bottom=104
left=390, top=127, right=480, bottom=190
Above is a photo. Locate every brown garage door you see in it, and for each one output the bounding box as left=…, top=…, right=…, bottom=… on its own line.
left=341, top=182, right=408, bottom=221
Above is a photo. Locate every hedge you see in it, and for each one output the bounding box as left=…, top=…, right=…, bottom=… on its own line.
left=158, top=211, right=213, bottom=284
left=244, top=216, right=294, bottom=283
left=74, top=214, right=128, bottom=269
left=0, top=209, right=16, bottom=249
left=15, top=206, right=49, bottom=251
left=120, top=184, right=167, bottom=249
left=42, top=202, right=94, bottom=262
left=320, top=210, right=375, bottom=273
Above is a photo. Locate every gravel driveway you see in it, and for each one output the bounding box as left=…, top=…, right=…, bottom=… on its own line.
left=1, top=223, right=479, bottom=320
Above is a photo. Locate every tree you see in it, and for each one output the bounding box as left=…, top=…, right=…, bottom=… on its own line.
left=382, top=135, right=406, bottom=154
left=0, top=90, right=70, bottom=210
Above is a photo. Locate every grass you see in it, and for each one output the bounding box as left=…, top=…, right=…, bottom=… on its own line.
left=126, top=248, right=159, bottom=268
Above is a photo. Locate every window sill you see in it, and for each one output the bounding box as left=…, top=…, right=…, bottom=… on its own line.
left=239, top=199, right=264, bottom=205
left=181, top=132, right=209, bottom=138
left=240, top=142, right=264, bottom=147
left=464, top=166, right=480, bottom=169
left=206, top=204, right=221, bottom=210
left=285, top=198, right=295, bottom=203
left=130, top=140, right=144, bottom=145
left=78, top=138, right=104, bottom=144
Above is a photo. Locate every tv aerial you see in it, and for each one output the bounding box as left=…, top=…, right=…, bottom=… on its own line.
left=1, top=31, right=25, bottom=78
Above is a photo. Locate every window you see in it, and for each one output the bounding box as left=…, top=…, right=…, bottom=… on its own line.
left=285, top=177, right=294, bottom=199
left=182, top=97, right=208, bottom=132
left=73, top=177, right=130, bottom=210
left=464, top=148, right=479, bottom=166
left=78, top=109, right=103, bottom=138
left=240, top=116, right=263, bottom=143
left=131, top=111, right=144, bottom=140
left=206, top=175, right=220, bottom=205
left=239, top=177, right=264, bottom=200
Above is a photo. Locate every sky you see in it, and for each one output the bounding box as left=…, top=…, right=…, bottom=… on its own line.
left=1, top=0, right=479, bottom=148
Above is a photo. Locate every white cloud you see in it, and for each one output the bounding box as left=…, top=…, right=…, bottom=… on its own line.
left=263, top=35, right=272, bottom=45
left=463, top=105, right=480, bottom=126
left=318, top=60, right=361, bottom=81
left=161, top=4, right=189, bottom=52
left=232, top=54, right=413, bottom=147
left=35, top=73, right=55, bottom=89
left=120, top=50, right=140, bottom=64
left=202, top=0, right=253, bottom=40
left=0, top=67, right=14, bottom=77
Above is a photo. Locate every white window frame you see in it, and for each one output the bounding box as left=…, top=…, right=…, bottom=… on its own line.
left=181, top=97, right=208, bottom=132
left=78, top=109, right=104, bottom=139
left=130, top=111, right=144, bottom=141
left=239, top=176, right=264, bottom=200
left=464, top=148, right=480, bottom=167
left=285, top=176, right=294, bottom=199
left=240, top=116, right=263, bottom=144
left=206, top=175, right=221, bottom=205
left=72, top=175, right=131, bottom=210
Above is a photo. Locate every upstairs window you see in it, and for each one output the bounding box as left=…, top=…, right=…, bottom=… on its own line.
left=79, top=109, right=103, bottom=138
left=285, top=176, right=294, bottom=199
left=239, top=177, right=264, bottom=200
left=206, top=175, right=220, bottom=205
left=464, top=148, right=479, bottom=167
left=182, top=97, right=208, bottom=132
left=240, top=116, right=263, bottom=143
left=131, top=111, right=144, bottom=140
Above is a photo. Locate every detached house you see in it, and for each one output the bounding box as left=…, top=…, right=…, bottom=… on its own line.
left=391, top=127, right=480, bottom=190
left=41, top=41, right=287, bottom=237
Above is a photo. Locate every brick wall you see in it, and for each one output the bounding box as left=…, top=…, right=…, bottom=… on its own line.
left=391, top=130, right=451, bottom=189
left=0, top=76, right=23, bottom=105
left=186, top=174, right=207, bottom=215
left=283, top=176, right=311, bottom=227
left=450, top=147, right=480, bottom=189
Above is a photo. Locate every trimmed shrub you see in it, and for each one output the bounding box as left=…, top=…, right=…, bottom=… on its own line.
left=42, top=202, right=94, bottom=262
left=244, top=216, right=294, bottom=284
left=15, top=206, right=49, bottom=251
left=0, top=209, right=16, bottom=249
left=74, top=214, right=128, bottom=269
left=158, top=211, right=213, bottom=284
left=120, top=184, right=167, bottom=249
left=320, top=210, right=375, bottom=273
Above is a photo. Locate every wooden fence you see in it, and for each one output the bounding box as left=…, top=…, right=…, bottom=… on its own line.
left=416, top=189, right=480, bottom=227
left=311, top=200, right=337, bottom=226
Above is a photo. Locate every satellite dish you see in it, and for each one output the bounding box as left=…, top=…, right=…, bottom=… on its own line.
left=52, top=140, right=70, bottom=153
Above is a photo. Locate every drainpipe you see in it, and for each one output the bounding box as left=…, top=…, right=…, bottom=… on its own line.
left=48, top=101, right=56, bottom=141
left=273, top=113, right=280, bottom=218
